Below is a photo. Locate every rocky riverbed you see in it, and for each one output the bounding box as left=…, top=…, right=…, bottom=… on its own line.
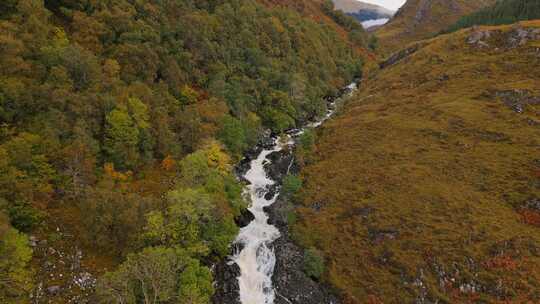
left=213, top=82, right=358, bottom=304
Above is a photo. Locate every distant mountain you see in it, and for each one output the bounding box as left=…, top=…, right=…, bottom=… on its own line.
left=376, top=0, right=496, bottom=52
left=332, top=0, right=394, bottom=22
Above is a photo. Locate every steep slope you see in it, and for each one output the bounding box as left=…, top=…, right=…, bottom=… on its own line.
left=0, top=0, right=366, bottom=303
left=377, top=0, right=496, bottom=53
left=294, top=21, right=540, bottom=303
left=332, top=0, right=394, bottom=21
left=446, top=0, right=540, bottom=33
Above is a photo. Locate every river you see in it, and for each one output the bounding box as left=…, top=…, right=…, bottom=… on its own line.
left=231, top=82, right=358, bottom=304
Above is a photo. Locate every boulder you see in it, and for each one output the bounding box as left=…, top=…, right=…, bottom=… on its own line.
left=234, top=209, right=255, bottom=228
left=47, top=286, right=61, bottom=295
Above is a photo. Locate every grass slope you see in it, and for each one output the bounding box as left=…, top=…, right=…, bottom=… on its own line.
left=295, top=21, right=540, bottom=303
left=376, top=0, right=496, bottom=54
left=446, top=0, right=540, bottom=33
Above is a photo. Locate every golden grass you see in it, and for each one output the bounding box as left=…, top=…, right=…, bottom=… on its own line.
left=376, top=0, right=497, bottom=55
left=295, top=23, right=540, bottom=303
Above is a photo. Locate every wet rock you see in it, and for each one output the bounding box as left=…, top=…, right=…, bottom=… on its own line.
left=265, top=151, right=295, bottom=182
left=235, top=209, right=255, bottom=228
left=263, top=184, right=279, bottom=201
left=212, top=261, right=241, bottom=304
left=271, top=217, right=340, bottom=304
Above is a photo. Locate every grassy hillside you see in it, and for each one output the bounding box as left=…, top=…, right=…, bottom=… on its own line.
left=294, top=21, right=540, bottom=303
left=376, top=0, right=496, bottom=53
left=446, top=0, right=540, bottom=33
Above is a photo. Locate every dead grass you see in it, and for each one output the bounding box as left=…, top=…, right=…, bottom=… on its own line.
left=295, top=23, right=540, bottom=303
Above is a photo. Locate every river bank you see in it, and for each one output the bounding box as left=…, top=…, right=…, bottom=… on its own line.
left=213, top=82, right=359, bottom=304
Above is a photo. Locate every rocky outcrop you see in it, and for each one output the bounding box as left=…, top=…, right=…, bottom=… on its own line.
left=380, top=43, right=422, bottom=69
left=467, top=25, right=540, bottom=49
left=212, top=262, right=241, bottom=304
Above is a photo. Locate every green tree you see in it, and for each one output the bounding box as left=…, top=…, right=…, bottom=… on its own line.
left=104, top=108, right=140, bottom=169
left=143, top=188, right=213, bottom=256
left=97, top=246, right=213, bottom=304
left=368, top=35, right=379, bottom=51
left=218, top=115, right=247, bottom=158
left=303, top=247, right=325, bottom=280
left=0, top=213, right=33, bottom=304
left=282, top=174, right=303, bottom=198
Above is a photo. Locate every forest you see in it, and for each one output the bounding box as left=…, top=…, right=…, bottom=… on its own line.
left=0, top=0, right=365, bottom=303
left=446, top=0, right=540, bottom=32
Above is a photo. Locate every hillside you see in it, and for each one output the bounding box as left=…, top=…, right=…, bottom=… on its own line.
left=294, top=21, right=540, bottom=303
left=376, top=0, right=496, bottom=53
left=446, top=0, right=540, bottom=33
left=332, top=0, right=394, bottom=21
left=0, top=0, right=366, bottom=303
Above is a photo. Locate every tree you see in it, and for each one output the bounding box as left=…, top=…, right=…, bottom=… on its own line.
left=0, top=213, right=33, bottom=304
left=218, top=115, right=247, bottom=158
left=143, top=188, right=213, bottom=256
left=303, top=247, right=325, bottom=280
left=282, top=174, right=303, bottom=198
left=368, top=35, right=379, bottom=51
left=98, top=246, right=213, bottom=304
left=104, top=108, right=140, bottom=169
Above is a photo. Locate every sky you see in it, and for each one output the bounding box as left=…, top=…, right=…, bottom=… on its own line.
left=358, top=0, right=407, bottom=11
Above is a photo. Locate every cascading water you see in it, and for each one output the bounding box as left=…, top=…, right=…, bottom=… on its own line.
left=232, top=141, right=283, bottom=304
left=231, top=82, right=358, bottom=304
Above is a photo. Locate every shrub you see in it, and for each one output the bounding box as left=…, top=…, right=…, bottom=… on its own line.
left=282, top=174, right=303, bottom=198
left=303, top=247, right=325, bottom=280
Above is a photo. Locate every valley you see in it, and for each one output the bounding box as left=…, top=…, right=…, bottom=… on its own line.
left=1, top=0, right=539, bottom=304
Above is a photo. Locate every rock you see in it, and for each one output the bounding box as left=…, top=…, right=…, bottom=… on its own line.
left=212, top=261, right=241, bottom=304
left=29, top=236, right=38, bottom=247
left=271, top=213, right=340, bottom=304
left=525, top=198, right=540, bottom=211
left=74, top=272, right=95, bottom=290
left=352, top=206, right=374, bottom=219
left=368, top=228, right=399, bottom=243
left=467, top=28, right=492, bottom=46
left=483, top=89, right=540, bottom=113
left=234, top=209, right=255, bottom=228
left=380, top=44, right=421, bottom=69
left=47, top=286, right=61, bottom=295
left=265, top=150, right=295, bottom=182
left=506, top=26, right=540, bottom=48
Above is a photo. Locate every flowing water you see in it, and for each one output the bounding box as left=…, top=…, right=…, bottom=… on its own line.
left=231, top=82, right=357, bottom=304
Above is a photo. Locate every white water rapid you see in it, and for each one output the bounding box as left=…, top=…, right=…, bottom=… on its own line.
left=231, top=82, right=358, bottom=304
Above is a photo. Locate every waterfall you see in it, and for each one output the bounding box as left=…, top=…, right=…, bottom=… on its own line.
left=231, top=82, right=358, bottom=304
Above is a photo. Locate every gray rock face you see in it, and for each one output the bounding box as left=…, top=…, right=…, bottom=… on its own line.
left=212, top=262, right=241, bottom=304
left=380, top=44, right=422, bottom=69
left=235, top=209, right=255, bottom=228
